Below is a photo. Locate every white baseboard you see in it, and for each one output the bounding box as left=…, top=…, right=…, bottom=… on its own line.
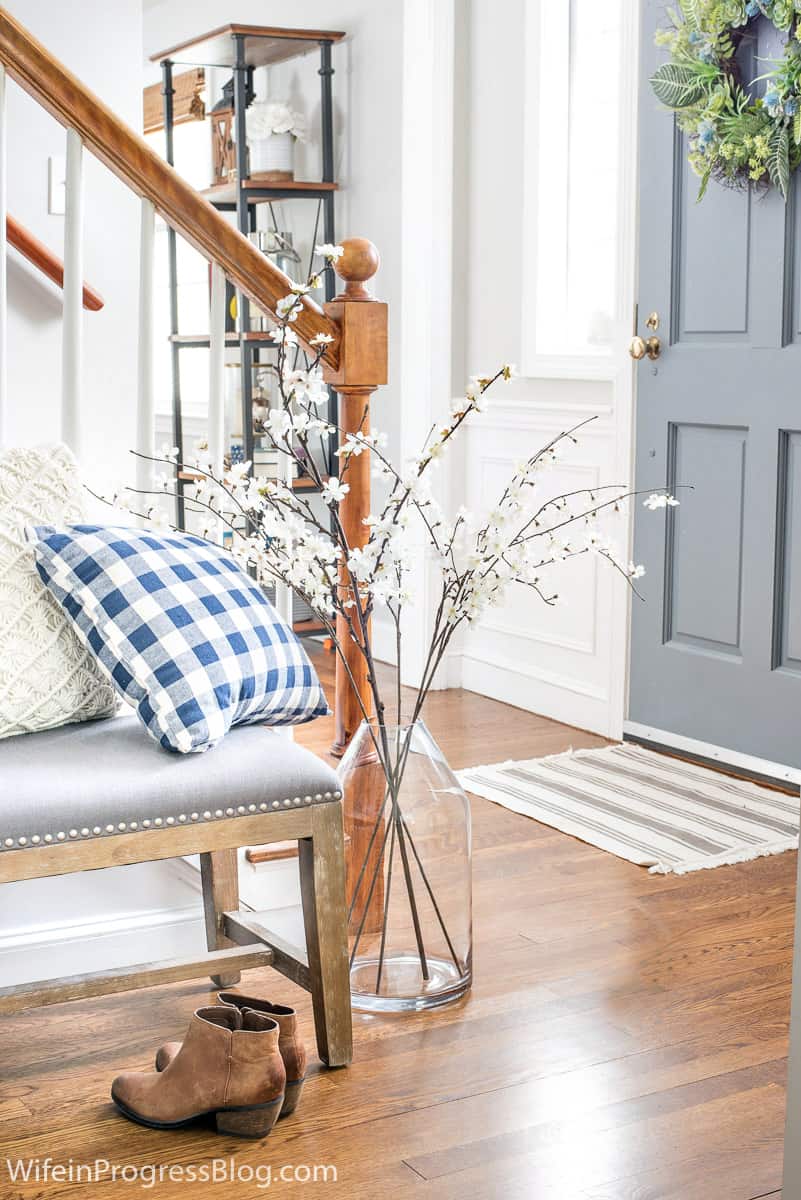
left=623, top=720, right=801, bottom=789
left=459, top=652, right=615, bottom=738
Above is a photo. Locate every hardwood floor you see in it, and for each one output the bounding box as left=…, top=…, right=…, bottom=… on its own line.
left=0, top=650, right=793, bottom=1198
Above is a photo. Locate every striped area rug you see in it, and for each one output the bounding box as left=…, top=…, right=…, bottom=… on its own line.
left=458, top=743, right=800, bottom=875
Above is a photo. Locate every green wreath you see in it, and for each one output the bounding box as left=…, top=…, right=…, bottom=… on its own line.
left=652, top=1, right=801, bottom=199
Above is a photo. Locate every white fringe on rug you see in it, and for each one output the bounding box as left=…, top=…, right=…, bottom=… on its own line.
left=458, top=743, right=799, bottom=875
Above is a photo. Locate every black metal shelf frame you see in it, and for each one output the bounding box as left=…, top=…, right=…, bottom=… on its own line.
left=160, top=31, right=339, bottom=515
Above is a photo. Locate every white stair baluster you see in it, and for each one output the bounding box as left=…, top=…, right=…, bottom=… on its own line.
left=278, top=452, right=294, bottom=628
left=209, top=262, right=226, bottom=478
left=0, top=65, right=7, bottom=447
left=208, top=261, right=226, bottom=544
left=136, top=198, right=156, bottom=500
left=278, top=450, right=295, bottom=741
left=61, top=128, right=84, bottom=459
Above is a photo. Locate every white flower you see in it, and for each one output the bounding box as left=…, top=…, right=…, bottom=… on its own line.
left=146, top=506, right=170, bottom=530
left=266, top=409, right=291, bottom=439
left=111, top=488, right=132, bottom=512
left=269, top=325, right=298, bottom=347
left=160, top=443, right=180, bottom=462
left=276, top=294, right=300, bottom=322
left=628, top=562, right=646, bottom=579
left=315, top=243, right=345, bottom=261
left=286, top=409, right=308, bottom=435
left=225, top=460, right=251, bottom=484
left=246, top=100, right=306, bottom=141
left=310, top=332, right=335, bottom=346
left=322, top=476, right=350, bottom=505
left=643, top=493, right=679, bottom=511
left=502, top=363, right=519, bottom=381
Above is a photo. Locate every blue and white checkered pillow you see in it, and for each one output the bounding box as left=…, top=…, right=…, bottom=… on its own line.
left=29, top=525, right=329, bottom=754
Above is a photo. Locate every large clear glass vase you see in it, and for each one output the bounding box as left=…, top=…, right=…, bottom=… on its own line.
left=338, top=720, right=472, bottom=1012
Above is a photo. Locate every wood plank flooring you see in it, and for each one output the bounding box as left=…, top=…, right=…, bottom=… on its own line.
left=0, top=649, right=794, bottom=1198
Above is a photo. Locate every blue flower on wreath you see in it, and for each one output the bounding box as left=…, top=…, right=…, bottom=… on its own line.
left=786, top=96, right=799, bottom=116
left=697, top=118, right=716, bottom=149
left=764, top=87, right=783, bottom=115
left=688, top=30, right=716, bottom=61
left=746, top=0, right=761, bottom=16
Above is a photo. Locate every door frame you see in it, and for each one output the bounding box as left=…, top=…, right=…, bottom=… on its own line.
left=613, top=0, right=642, bottom=745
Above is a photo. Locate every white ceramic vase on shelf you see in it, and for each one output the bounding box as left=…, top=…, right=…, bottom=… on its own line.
left=249, top=132, right=294, bottom=181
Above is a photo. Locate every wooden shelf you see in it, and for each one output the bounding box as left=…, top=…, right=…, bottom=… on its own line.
left=201, top=179, right=338, bottom=207
left=291, top=475, right=327, bottom=492
left=178, top=470, right=326, bottom=493
left=169, top=331, right=276, bottom=347
left=150, top=24, right=346, bottom=69
left=293, top=618, right=327, bottom=636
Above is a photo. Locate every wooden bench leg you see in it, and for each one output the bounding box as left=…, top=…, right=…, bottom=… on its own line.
left=299, top=802, right=353, bottom=1067
left=200, top=849, right=241, bottom=988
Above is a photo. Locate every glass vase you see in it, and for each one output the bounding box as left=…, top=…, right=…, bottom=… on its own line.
left=338, top=720, right=472, bottom=1013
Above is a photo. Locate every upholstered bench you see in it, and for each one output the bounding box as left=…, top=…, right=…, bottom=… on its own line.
left=0, top=713, right=352, bottom=1066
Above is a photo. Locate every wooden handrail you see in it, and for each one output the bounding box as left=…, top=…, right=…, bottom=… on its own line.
left=6, top=214, right=103, bottom=310
left=0, top=8, right=340, bottom=363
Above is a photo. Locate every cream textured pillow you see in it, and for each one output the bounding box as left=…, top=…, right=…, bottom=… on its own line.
left=0, top=444, right=118, bottom=738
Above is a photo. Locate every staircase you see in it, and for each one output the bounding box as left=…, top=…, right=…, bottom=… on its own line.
left=0, top=7, right=385, bottom=766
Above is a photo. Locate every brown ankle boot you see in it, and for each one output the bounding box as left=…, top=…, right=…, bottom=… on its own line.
left=112, top=1006, right=286, bottom=1138
left=155, top=991, right=307, bottom=1117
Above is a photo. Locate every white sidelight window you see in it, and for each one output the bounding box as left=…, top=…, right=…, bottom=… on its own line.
left=522, top=0, right=633, bottom=372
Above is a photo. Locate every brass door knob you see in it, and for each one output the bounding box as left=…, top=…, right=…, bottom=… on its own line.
left=629, top=334, right=661, bottom=362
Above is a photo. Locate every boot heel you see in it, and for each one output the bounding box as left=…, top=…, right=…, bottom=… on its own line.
left=280, top=1078, right=305, bottom=1117
left=215, top=1097, right=283, bottom=1139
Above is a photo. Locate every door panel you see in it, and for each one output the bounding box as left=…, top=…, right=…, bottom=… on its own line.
left=665, top=424, right=747, bottom=656
left=775, top=430, right=801, bottom=674
left=677, top=154, right=752, bottom=339
left=630, top=2, right=801, bottom=767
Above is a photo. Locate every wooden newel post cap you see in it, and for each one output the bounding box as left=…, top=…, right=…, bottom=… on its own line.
left=334, top=238, right=380, bottom=302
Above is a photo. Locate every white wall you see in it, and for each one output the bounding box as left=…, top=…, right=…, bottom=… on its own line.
left=3, top=0, right=142, bottom=492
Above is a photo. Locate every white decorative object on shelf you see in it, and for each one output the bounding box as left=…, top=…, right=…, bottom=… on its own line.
left=0, top=443, right=118, bottom=739
left=245, top=101, right=306, bottom=181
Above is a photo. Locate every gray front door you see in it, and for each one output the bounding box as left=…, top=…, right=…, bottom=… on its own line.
left=629, top=3, right=801, bottom=768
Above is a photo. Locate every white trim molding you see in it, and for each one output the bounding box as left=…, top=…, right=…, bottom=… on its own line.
left=397, top=0, right=456, bottom=689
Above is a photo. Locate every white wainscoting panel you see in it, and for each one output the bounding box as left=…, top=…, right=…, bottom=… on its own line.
left=457, top=397, right=624, bottom=736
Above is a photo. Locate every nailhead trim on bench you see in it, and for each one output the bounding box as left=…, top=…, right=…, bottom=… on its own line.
left=0, top=790, right=343, bottom=850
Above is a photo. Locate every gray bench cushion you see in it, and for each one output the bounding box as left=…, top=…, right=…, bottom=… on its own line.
left=0, top=712, right=340, bottom=851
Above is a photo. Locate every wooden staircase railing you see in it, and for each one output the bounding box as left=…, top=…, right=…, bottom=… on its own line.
left=6, top=214, right=103, bottom=310
left=0, top=7, right=385, bottom=785
left=0, top=9, right=339, bottom=358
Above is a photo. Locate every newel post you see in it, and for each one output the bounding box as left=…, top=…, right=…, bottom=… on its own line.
left=323, top=238, right=388, bottom=755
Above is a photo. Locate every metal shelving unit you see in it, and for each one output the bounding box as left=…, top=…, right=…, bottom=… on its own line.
left=151, top=24, right=346, bottom=637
